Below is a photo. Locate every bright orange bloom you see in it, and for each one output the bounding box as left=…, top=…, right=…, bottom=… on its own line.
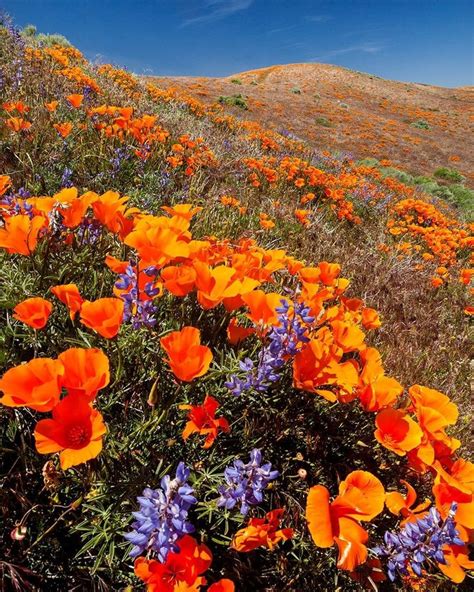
left=66, top=93, right=84, bottom=108
left=79, top=298, right=124, bottom=339
left=161, top=265, right=196, bottom=296
left=161, top=203, right=202, bottom=221
left=45, top=100, right=59, bottom=112
left=374, top=408, right=423, bottom=456
left=361, top=308, right=381, bottom=330
left=357, top=348, right=403, bottom=412
left=208, top=580, right=235, bottom=592
left=0, top=358, right=64, bottom=411
left=58, top=348, right=110, bottom=401
left=53, top=122, right=73, bottom=138
left=34, top=394, right=106, bottom=470
left=160, top=326, right=213, bottom=382
left=0, top=214, right=45, bottom=255
left=242, top=290, right=285, bottom=326
left=50, top=283, right=84, bottom=319
left=13, top=297, right=52, bottom=329
left=330, top=320, right=366, bottom=352
left=5, top=117, right=32, bottom=132
left=134, top=535, right=212, bottom=592
left=231, top=509, right=293, bottom=552
left=179, top=395, right=229, bottom=448
left=306, top=471, right=385, bottom=570
left=193, top=262, right=259, bottom=309
left=432, top=459, right=474, bottom=530
left=227, top=317, right=255, bottom=345
left=438, top=544, right=474, bottom=583
left=0, top=175, right=12, bottom=196
left=385, top=480, right=431, bottom=523
left=3, top=101, right=29, bottom=114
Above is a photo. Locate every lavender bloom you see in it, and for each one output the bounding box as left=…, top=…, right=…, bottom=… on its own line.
left=110, top=147, right=129, bottom=177
left=373, top=503, right=464, bottom=582
left=218, top=449, right=279, bottom=515
left=115, top=263, right=158, bottom=329
left=226, top=298, right=314, bottom=396
left=124, top=462, right=197, bottom=562
left=61, top=167, right=73, bottom=188
left=76, top=217, right=102, bottom=245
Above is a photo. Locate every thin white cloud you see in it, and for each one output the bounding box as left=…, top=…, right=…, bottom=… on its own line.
left=310, top=42, right=383, bottom=61
left=181, top=0, right=253, bottom=27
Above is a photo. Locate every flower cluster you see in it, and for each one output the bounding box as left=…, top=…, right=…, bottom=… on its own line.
left=218, top=449, right=279, bottom=515
left=114, top=263, right=160, bottom=329
left=124, top=462, right=197, bottom=562
left=373, top=503, right=464, bottom=581
left=226, top=299, right=313, bottom=396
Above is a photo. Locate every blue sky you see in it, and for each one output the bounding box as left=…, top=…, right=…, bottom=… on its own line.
left=3, top=0, right=473, bottom=86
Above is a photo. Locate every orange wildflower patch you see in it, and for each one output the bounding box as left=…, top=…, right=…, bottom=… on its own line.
left=57, top=348, right=110, bottom=401
left=34, top=394, right=106, bottom=470
left=0, top=214, right=45, bottom=255
left=66, top=93, right=84, bottom=108
left=160, top=326, right=213, bottom=382
left=306, top=471, right=385, bottom=570
left=79, top=297, right=124, bottom=339
left=13, top=297, right=53, bottom=329
left=179, top=395, right=229, bottom=448
left=0, top=357, right=64, bottom=412
left=51, top=283, right=84, bottom=319
left=374, top=408, right=423, bottom=456
left=231, top=509, right=293, bottom=552
left=53, top=122, right=73, bottom=138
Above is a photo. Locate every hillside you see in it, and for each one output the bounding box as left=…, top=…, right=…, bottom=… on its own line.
left=0, top=21, right=473, bottom=592
left=149, top=62, right=474, bottom=185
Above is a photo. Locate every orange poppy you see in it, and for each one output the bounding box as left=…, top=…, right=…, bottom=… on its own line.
left=53, top=122, right=73, bottom=138
left=385, top=480, right=431, bottom=523
left=161, top=264, right=196, bottom=297
left=374, top=408, right=423, bottom=456
left=193, top=262, right=259, bottom=310
left=179, top=395, right=229, bottom=448
left=0, top=357, right=64, bottom=411
left=34, top=394, right=106, bottom=470
left=79, top=298, right=124, bottom=339
left=357, top=348, right=403, bottom=412
left=0, top=214, right=45, bottom=255
left=438, top=544, right=474, bottom=583
left=361, top=308, right=381, bottom=330
left=13, top=297, right=53, bottom=329
left=45, top=100, right=59, bottom=112
left=50, top=284, right=84, bottom=319
left=134, top=535, right=212, bottom=592
left=161, top=203, right=202, bottom=221
left=208, top=580, right=235, bottom=592
left=5, top=117, right=32, bottom=132
left=58, top=348, right=110, bottom=401
left=242, top=290, right=286, bottom=326
left=0, top=175, right=12, bottom=196
left=227, top=317, right=255, bottom=345
left=66, top=93, right=84, bottom=108
left=306, top=471, right=385, bottom=571
left=231, top=509, right=293, bottom=552
left=432, top=459, right=474, bottom=530
left=160, top=326, right=213, bottom=382
left=330, top=320, right=366, bottom=352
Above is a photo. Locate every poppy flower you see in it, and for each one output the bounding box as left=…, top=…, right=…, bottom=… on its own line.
left=66, top=94, right=83, bottom=108
left=134, top=535, right=212, bottom=592
left=13, top=297, right=53, bottom=329
left=50, top=284, right=84, bottom=319
left=432, top=459, right=474, bottom=530
left=6, top=117, right=32, bottom=132
left=227, top=317, right=255, bottom=345
left=231, top=508, right=293, bottom=552
left=242, top=290, right=286, bottom=326
left=34, top=394, right=106, bottom=470
left=53, top=122, right=73, bottom=138
left=161, top=264, right=196, bottom=297
left=45, top=100, right=59, bottom=112
left=208, top=580, right=235, bottom=592
left=80, top=298, right=124, bottom=339
left=0, top=214, right=45, bottom=255
left=374, top=408, right=423, bottom=456
left=193, top=262, right=259, bottom=310
left=179, top=395, right=229, bottom=448
left=385, top=479, right=431, bottom=523
left=160, top=326, right=213, bottom=382
left=0, top=175, right=12, bottom=196
left=330, top=320, right=366, bottom=352
left=58, top=348, right=110, bottom=401
left=438, top=544, right=474, bottom=583
left=161, top=203, right=202, bottom=221
left=357, top=348, right=403, bottom=412
left=0, top=358, right=64, bottom=412
left=306, top=471, right=385, bottom=571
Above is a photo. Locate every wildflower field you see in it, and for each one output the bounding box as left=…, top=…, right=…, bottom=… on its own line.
left=0, top=18, right=473, bottom=592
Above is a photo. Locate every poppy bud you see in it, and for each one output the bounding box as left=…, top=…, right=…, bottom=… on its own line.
left=298, top=468, right=307, bottom=480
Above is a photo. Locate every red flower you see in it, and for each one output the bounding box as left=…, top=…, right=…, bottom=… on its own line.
left=179, top=395, right=229, bottom=448
left=13, top=297, right=53, bottom=329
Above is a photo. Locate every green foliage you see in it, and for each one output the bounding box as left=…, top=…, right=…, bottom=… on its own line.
left=291, top=87, right=301, bottom=94
left=410, top=119, right=431, bottom=130
left=218, top=94, right=248, bottom=109
left=379, top=166, right=414, bottom=185
left=230, top=78, right=242, bottom=85
left=434, top=167, right=465, bottom=183
left=315, top=116, right=333, bottom=127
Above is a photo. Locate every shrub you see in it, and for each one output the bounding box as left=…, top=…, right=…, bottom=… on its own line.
left=315, top=116, right=333, bottom=127
left=291, top=87, right=301, bottom=94
left=218, top=94, right=248, bottom=109
left=434, top=167, right=465, bottom=183
left=230, top=78, right=242, bottom=85
left=410, top=119, right=431, bottom=130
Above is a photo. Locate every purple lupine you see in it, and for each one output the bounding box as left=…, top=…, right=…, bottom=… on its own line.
left=115, top=263, right=159, bottom=329
left=110, top=146, right=129, bottom=177
left=226, top=298, right=314, bottom=396
left=373, top=503, right=464, bottom=581
left=124, top=462, right=196, bottom=562
left=76, top=217, right=103, bottom=245
left=217, top=449, right=279, bottom=515
left=61, top=167, right=73, bottom=188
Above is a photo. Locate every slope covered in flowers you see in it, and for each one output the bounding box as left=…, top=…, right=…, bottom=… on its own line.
left=0, top=20, right=473, bottom=592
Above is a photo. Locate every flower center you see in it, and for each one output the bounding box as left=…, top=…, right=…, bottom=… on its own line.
left=67, top=425, right=89, bottom=448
